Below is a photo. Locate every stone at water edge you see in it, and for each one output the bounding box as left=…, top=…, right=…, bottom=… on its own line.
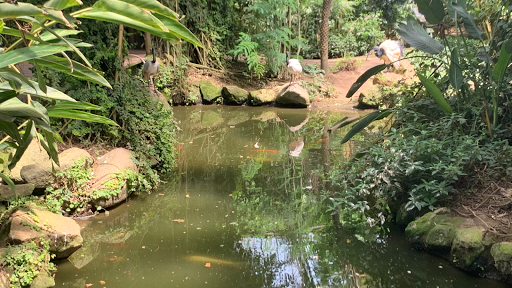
left=0, top=183, right=35, bottom=201
left=7, top=206, right=83, bottom=259
left=425, top=224, right=457, bottom=252
left=200, top=80, right=222, bottom=104
left=249, top=89, right=276, bottom=106
left=491, top=242, right=512, bottom=275
left=450, top=226, right=486, bottom=269
left=9, top=139, right=50, bottom=183
left=276, top=84, right=310, bottom=108
left=222, top=86, right=249, bottom=105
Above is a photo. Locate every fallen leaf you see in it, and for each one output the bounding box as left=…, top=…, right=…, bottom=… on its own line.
left=346, top=239, right=351, bottom=243
left=119, top=232, right=124, bottom=236
left=173, top=219, right=185, bottom=223
left=205, top=263, right=211, bottom=268
left=99, top=281, right=106, bottom=285
left=185, top=194, right=190, bottom=198
left=142, top=246, right=145, bottom=249
left=228, top=194, right=232, bottom=197
left=86, top=284, right=93, bottom=287
left=158, top=193, right=165, bottom=196
left=243, top=145, right=248, bottom=147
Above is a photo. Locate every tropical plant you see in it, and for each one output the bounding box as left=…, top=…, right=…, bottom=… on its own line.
left=0, top=0, right=201, bottom=196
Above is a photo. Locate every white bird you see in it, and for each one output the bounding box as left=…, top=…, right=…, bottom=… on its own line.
left=370, top=40, right=403, bottom=71
left=142, top=46, right=160, bottom=89
left=286, top=51, right=302, bottom=84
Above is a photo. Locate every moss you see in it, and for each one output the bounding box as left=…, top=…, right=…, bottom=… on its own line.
left=491, top=242, right=512, bottom=274
left=200, top=80, right=222, bottom=103
left=425, top=224, right=456, bottom=251
left=249, top=89, right=275, bottom=105
left=222, top=86, right=249, bottom=105
left=451, top=226, right=485, bottom=268
left=405, top=212, right=436, bottom=247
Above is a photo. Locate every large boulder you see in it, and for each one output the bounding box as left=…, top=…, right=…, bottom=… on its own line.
left=276, top=84, right=310, bottom=108
left=149, top=90, right=171, bottom=109
left=356, top=85, right=382, bottom=109
left=451, top=226, right=486, bottom=268
left=249, top=89, right=276, bottom=106
left=200, top=80, right=222, bottom=104
left=9, top=139, right=50, bottom=183
left=0, top=183, right=35, bottom=201
left=20, top=148, right=92, bottom=189
left=222, top=86, right=249, bottom=105
left=90, top=148, right=137, bottom=209
left=491, top=242, right=512, bottom=275
left=7, top=206, right=83, bottom=258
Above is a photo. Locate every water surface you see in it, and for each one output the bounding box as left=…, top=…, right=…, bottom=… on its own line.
left=55, top=106, right=506, bottom=288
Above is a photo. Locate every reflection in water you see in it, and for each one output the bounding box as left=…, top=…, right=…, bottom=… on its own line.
left=54, top=106, right=506, bottom=288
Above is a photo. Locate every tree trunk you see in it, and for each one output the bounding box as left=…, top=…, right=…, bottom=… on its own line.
left=144, top=32, right=151, bottom=54
left=320, top=0, right=332, bottom=73
left=114, top=25, right=124, bottom=83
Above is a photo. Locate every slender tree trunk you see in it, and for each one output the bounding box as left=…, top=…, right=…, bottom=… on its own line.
left=144, top=32, right=151, bottom=54
left=320, top=0, right=332, bottom=73
left=115, top=25, right=124, bottom=83
left=297, top=0, right=301, bottom=56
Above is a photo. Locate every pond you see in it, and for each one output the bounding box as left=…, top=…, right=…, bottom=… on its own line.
left=55, top=106, right=507, bottom=288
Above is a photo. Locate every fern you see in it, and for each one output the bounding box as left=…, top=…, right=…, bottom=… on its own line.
left=229, top=32, right=266, bottom=79
left=247, top=52, right=265, bottom=79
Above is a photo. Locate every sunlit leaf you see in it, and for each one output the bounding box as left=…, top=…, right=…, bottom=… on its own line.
left=0, top=67, right=36, bottom=90
left=417, top=73, right=453, bottom=114
left=0, top=46, right=72, bottom=69
left=396, top=16, right=444, bottom=54
left=0, top=97, right=48, bottom=119
left=449, top=48, right=463, bottom=89
left=346, top=64, right=387, bottom=98
left=414, top=0, right=445, bottom=24
left=44, top=0, right=83, bottom=10
left=0, top=81, right=76, bottom=102
left=47, top=101, right=103, bottom=111
left=48, top=109, right=118, bottom=126
left=39, top=29, right=82, bottom=41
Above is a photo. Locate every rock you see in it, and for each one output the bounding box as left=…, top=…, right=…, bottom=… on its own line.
left=30, top=272, right=55, bottom=288
left=425, top=224, right=456, bottom=252
left=491, top=242, right=512, bottom=275
left=222, top=86, right=249, bottom=105
left=249, top=89, right=276, bottom=106
left=276, top=84, right=310, bottom=108
left=9, top=139, right=50, bottom=183
left=20, top=148, right=92, bottom=189
left=451, top=226, right=486, bottom=268
left=405, top=211, right=464, bottom=249
left=395, top=203, right=421, bottom=227
left=90, top=148, right=137, bottom=209
left=149, top=90, right=171, bottom=109
left=356, top=85, right=382, bottom=109
left=7, top=206, right=83, bottom=258
left=200, top=80, right=222, bottom=104
left=186, top=84, right=202, bottom=105
left=0, top=183, right=35, bottom=201
left=201, top=110, right=223, bottom=127
left=405, top=212, right=437, bottom=247
left=252, top=111, right=278, bottom=122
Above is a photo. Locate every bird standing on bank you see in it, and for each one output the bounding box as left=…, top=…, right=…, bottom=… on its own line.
left=369, top=40, right=403, bottom=71
left=142, top=46, right=160, bottom=90
left=286, top=51, right=302, bottom=84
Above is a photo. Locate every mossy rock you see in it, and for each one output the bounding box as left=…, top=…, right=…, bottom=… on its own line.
left=451, top=226, right=485, bottom=268
left=222, top=86, right=249, bottom=105
left=491, top=242, right=512, bottom=275
left=200, top=80, right=222, bottom=104
left=425, top=224, right=456, bottom=252
left=187, top=84, right=202, bottom=105
left=356, top=85, right=382, bottom=109
left=249, top=89, right=276, bottom=106
left=405, top=212, right=437, bottom=247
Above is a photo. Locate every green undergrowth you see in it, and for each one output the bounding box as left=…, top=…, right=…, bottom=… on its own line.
left=330, top=57, right=362, bottom=73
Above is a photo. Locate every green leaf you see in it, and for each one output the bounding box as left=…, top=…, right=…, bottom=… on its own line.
left=0, top=90, right=17, bottom=103
left=115, top=0, right=179, bottom=19
left=47, top=110, right=118, bottom=126
left=33, top=56, right=111, bottom=88
left=451, top=3, right=483, bottom=40
left=0, top=172, right=17, bottom=200
left=414, top=0, right=445, bottom=24
left=0, top=81, right=76, bottom=102
left=505, top=38, right=512, bottom=54
left=447, top=0, right=466, bottom=19
left=0, top=27, right=44, bottom=43
left=0, top=97, right=48, bottom=119
left=47, top=101, right=103, bottom=111
left=493, top=40, right=512, bottom=82
left=0, top=67, right=36, bottom=91
left=341, top=109, right=392, bottom=144
left=154, top=14, right=203, bottom=48
left=35, top=62, right=47, bottom=94
left=39, top=29, right=82, bottom=42
left=417, top=73, right=454, bottom=114
left=9, top=120, right=36, bottom=170
left=0, top=118, right=22, bottom=143
left=0, top=19, right=3, bottom=33
left=0, top=3, right=44, bottom=19
left=0, top=46, right=72, bottom=69
left=346, top=64, right=387, bottom=98
left=44, top=0, right=83, bottom=10
left=396, top=16, right=444, bottom=54
left=41, top=130, right=59, bottom=166
left=449, top=48, right=463, bottom=89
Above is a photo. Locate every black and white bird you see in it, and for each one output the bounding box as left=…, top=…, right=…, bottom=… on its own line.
left=286, top=51, right=302, bottom=84
left=142, top=46, right=160, bottom=89
left=368, top=40, right=403, bottom=71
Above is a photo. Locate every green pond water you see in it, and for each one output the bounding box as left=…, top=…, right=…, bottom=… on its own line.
left=55, top=106, right=507, bottom=288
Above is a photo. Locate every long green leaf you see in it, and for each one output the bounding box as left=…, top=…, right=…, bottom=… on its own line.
left=396, top=16, right=444, bottom=54
left=505, top=38, right=512, bottom=54
left=447, top=0, right=466, bottom=19
left=47, top=101, right=103, bottom=111
left=0, top=172, right=17, bottom=200
left=414, top=0, right=445, bottom=24
left=44, top=0, right=82, bottom=10
left=493, top=40, right=512, bottom=82
left=0, top=45, right=72, bottom=69
left=0, top=27, right=44, bottom=43
left=341, top=109, right=392, bottom=144
left=449, top=48, right=463, bottom=89
left=0, top=19, right=4, bottom=33
left=0, top=67, right=36, bottom=91
left=39, top=29, right=82, bottom=41
left=9, top=120, right=36, bottom=170
left=0, top=118, right=22, bottom=143
left=93, top=0, right=169, bottom=32
left=0, top=81, right=76, bottom=102
left=48, top=110, right=118, bottom=126
left=417, top=73, right=454, bottom=114
left=0, top=90, right=17, bottom=103
left=346, top=64, right=387, bottom=98
left=154, top=14, right=203, bottom=48
left=451, top=3, right=483, bottom=40
left=0, top=3, right=44, bottom=19
left=33, top=56, right=111, bottom=88
left=0, top=97, right=48, bottom=119
left=41, top=130, right=59, bottom=166
left=117, top=0, right=179, bottom=19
